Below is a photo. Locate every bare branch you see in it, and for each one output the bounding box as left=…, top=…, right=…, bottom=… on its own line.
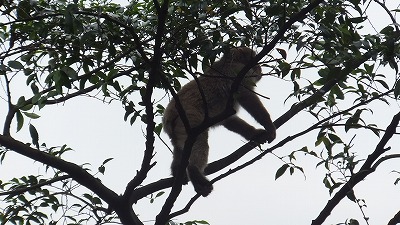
left=372, top=154, right=400, bottom=170
left=373, top=0, right=399, bottom=32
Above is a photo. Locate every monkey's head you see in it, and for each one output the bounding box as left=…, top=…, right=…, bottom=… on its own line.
left=225, top=47, right=256, bottom=64
left=223, top=47, right=262, bottom=82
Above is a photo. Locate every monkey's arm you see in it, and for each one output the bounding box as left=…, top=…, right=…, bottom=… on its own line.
left=237, top=90, right=276, bottom=142
left=222, top=116, right=262, bottom=140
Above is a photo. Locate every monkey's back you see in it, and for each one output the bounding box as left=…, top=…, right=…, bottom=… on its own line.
left=162, top=60, right=262, bottom=136
left=162, top=76, right=232, bottom=135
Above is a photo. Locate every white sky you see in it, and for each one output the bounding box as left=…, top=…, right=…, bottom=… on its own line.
left=1, top=1, right=400, bottom=225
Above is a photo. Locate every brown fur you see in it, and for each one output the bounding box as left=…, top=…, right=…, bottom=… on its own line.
left=163, top=47, right=276, bottom=197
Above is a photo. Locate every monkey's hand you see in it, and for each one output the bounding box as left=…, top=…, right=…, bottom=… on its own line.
left=266, top=124, right=276, bottom=143
left=252, top=128, right=276, bottom=144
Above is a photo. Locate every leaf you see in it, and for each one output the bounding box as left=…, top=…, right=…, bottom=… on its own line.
left=346, top=189, right=357, bottom=202
left=23, top=112, right=40, bottom=119
left=327, top=133, right=342, bottom=143
left=154, top=123, right=163, bottom=135
left=61, top=66, right=78, bottom=80
left=29, top=124, right=39, bottom=148
left=276, top=48, right=287, bottom=59
left=376, top=79, right=389, bottom=89
left=98, top=165, right=105, bottom=174
left=155, top=191, right=165, bottom=198
left=348, top=219, right=360, bottom=225
left=349, top=16, right=366, bottom=23
left=275, top=164, right=289, bottom=180
left=102, top=158, right=114, bottom=165
left=323, top=176, right=331, bottom=189
left=16, top=110, right=24, bottom=132
left=278, top=61, right=291, bottom=78
left=8, top=60, right=24, bottom=69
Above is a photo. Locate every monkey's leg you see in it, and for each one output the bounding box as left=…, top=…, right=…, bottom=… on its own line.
left=222, top=115, right=267, bottom=141
left=187, top=131, right=213, bottom=197
left=169, top=119, right=189, bottom=184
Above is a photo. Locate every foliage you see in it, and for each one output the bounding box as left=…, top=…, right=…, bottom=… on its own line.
left=0, top=0, right=400, bottom=224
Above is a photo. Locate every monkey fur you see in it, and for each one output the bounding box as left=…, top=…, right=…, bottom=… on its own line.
left=163, top=47, right=276, bottom=197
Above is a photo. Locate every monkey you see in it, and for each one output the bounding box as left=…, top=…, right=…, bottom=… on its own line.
left=162, top=47, right=276, bottom=197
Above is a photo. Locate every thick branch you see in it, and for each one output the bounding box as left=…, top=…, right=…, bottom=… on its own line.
left=0, top=135, right=119, bottom=206
left=0, top=135, right=142, bottom=224
left=388, top=209, right=400, bottom=225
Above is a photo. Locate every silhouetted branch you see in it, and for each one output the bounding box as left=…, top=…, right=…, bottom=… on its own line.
left=0, top=175, right=71, bottom=196
left=312, top=112, right=400, bottom=225
left=0, top=135, right=142, bottom=225
left=130, top=45, right=383, bottom=209
left=0, top=135, right=119, bottom=205
left=388, top=209, right=400, bottom=225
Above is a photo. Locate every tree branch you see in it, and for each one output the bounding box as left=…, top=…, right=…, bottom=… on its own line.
left=312, top=112, right=400, bottom=225
left=372, top=154, right=400, bottom=170
left=0, top=135, right=119, bottom=206
left=229, top=0, right=326, bottom=102
left=388, top=209, right=400, bottom=225
left=0, top=135, right=143, bottom=225
left=0, top=175, right=71, bottom=196
left=2, top=47, right=136, bottom=138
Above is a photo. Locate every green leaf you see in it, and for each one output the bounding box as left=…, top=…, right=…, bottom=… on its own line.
left=155, top=191, right=165, bottom=198
left=275, top=164, right=289, bottom=180
left=348, top=219, right=360, bottom=225
left=16, top=96, right=26, bottom=107
left=61, top=66, right=78, bottom=80
left=16, top=110, right=24, bottom=132
left=98, top=165, right=105, bottom=174
left=323, top=176, right=331, bottom=189
left=346, top=189, right=357, bottom=202
left=349, top=16, right=366, bottom=23
left=376, top=79, right=389, bottom=89
left=278, top=61, right=291, bottom=78
left=103, top=158, right=114, bottom=165
left=345, top=109, right=363, bottom=132
left=92, top=196, right=102, bottom=205
left=29, top=124, right=39, bottom=148
left=8, top=60, right=24, bottom=69
left=23, top=112, right=40, bottom=119
left=154, top=123, right=163, bottom=135
left=327, top=133, right=342, bottom=143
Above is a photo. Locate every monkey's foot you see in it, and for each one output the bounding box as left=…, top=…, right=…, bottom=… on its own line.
left=187, top=166, right=213, bottom=197
left=193, top=181, right=213, bottom=197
